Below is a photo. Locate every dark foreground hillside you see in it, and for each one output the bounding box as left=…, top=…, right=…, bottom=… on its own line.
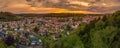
left=46, top=11, right=120, bottom=48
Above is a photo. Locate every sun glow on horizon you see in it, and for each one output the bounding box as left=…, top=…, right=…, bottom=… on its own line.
left=1, top=4, right=101, bottom=14
left=20, top=7, right=101, bottom=14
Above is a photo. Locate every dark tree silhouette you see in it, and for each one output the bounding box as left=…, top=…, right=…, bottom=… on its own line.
left=4, top=35, right=15, bottom=46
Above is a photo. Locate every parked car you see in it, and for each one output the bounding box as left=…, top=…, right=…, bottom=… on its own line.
left=0, top=32, right=6, bottom=40
left=30, top=38, right=42, bottom=46
left=0, top=32, right=6, bottom=38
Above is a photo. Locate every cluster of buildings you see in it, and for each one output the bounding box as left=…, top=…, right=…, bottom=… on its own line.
left=0, top=16, right=101, bottom=47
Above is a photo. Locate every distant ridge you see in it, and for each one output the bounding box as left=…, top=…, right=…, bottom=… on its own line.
left=16, top=13, right=104, bottom=17
left=0, top=12, right=21, bottom=21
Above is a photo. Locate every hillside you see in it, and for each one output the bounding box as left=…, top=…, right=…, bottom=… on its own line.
left=0, top=11, right=119, bottom=48
left=0, top=12, right=21, bottom=21
left=45, top=11, right=120, bottom=48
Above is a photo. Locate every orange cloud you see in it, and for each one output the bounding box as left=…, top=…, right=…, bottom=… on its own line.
left=54, top=10, right=101, bottom=14
left=69, top=1, right=89, bottom=7
left=3, top=3, right=100, bottom=14
left=22, top=7, right=100, bottom=14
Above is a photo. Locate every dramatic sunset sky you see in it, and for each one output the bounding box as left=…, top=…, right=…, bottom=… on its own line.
left=0, top=0, right=120, bottom=14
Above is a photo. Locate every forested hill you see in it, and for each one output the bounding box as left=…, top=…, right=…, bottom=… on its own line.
left=47, top=11, right=120, bottom=48
left=0, top=12, right=21, bottom=21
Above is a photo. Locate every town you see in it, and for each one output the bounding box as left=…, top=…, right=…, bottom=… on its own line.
left=0, top=0, right=120, bottom=48
left=0, top=16, right=102, bottom=48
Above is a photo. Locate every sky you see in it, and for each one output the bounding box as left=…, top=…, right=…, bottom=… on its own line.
left=0, top=0, right=120, bottom=14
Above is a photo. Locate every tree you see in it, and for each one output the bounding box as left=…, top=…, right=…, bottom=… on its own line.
left=95, top=20, right=105, bottom=30
left=66, top=25, right=72, bottom=31
left=33, top=26, right=39, bottom=33
left=4, top=35, right=15, bottom=46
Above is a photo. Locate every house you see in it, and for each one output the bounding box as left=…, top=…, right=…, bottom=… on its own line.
left=18, top=37, right=29, bottom=46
